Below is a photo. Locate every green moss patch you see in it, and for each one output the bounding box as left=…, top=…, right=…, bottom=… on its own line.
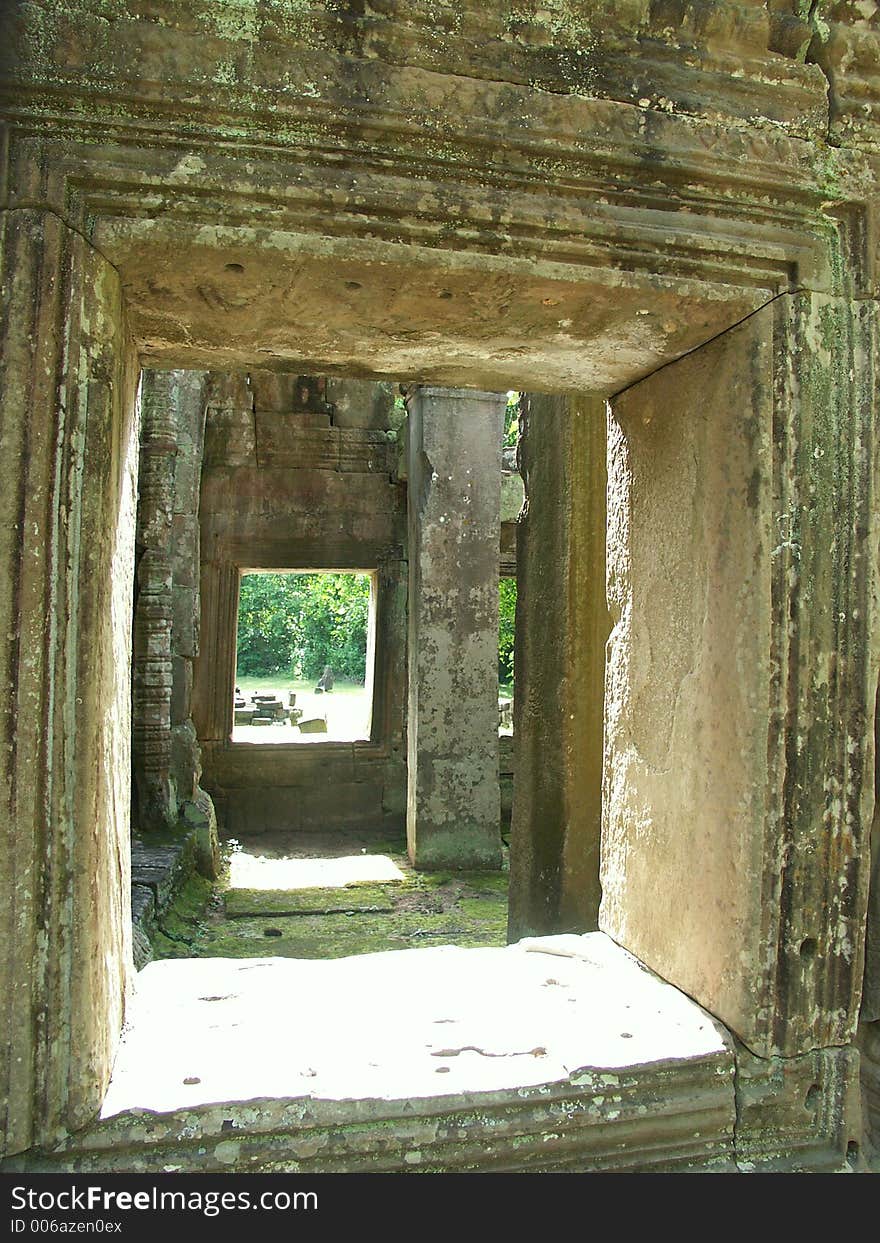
left=455, top=871, right=510, bottom=895
left=190, top=908, right=507, bottom=960
left=149, top=835, right=509, bottom=964
left=153, top=874, right=216, bottom=947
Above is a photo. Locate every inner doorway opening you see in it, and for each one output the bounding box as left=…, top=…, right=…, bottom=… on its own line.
left=147, top=371, right=521, bottom=968
left=498, top=575, right=516, bottom=737
left=232, top=569, right=377, bottom=744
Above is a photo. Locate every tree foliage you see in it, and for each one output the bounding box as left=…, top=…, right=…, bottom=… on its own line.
left=498, top=575, right=517, bottom=689
left=236, top=572, right=371, bottom=681
left=237, top=570, right=516, bottom=690
left=503, top=392, right=520, bottom=448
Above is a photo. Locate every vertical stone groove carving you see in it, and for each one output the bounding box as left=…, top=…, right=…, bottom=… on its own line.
left=764, top=294, right=876, bottom=1055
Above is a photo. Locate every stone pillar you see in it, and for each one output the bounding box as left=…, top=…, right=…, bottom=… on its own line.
left=507, top=394, right=609, bottom=940
left=132, top=372, right=178, bottom=831
left=168, top=371, right=209, bottom=811
left=405, top=386, right=505, bottom=870
left=132, top=370, right=218, bottom=878
left=192, top=562, right=240, bottom=746
left=601, top=293, right=876, bottom=1061
left=192, top=373, right=252, bottom=753
left=0, top=209, right=140, bottom=1156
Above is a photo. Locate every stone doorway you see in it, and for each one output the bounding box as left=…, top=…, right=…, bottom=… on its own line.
left=3, top=21, right=875, bottom=1157
left=232, top=569, right=377, bottom=745
left=133, top=366, right=519, bottom=975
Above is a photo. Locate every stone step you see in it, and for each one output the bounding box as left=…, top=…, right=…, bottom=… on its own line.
left=224, top=885, right=395, bottom=917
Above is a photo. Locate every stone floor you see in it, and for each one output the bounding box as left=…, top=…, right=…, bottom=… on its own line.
left=78, top=842, right=736, bottom=1172
left=149, top=828, right=510, bottom=962
left=28, top=829, right=843, bottom=1173
left=16, top=932, right=737, bottom=1172
left=11, top=833, right=860, bottom=1172
left=108, top=934, right=734, bottom=1119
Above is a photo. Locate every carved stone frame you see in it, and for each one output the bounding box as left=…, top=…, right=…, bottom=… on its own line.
left=1, top=51, right=876, bottom=1159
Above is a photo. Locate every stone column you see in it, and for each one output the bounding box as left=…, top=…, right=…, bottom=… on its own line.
left=168, top=371, right=209, bottom=810
left=405, top=386, right=505, bottom=870
left=132, top=372, right=178, bottom=831
left=192, top=562, right=240, bottom=746
left=192, top=374, right=253, bottom=754
left=0, top=209, right=139, bottom=1156
left=507, top=394, right=609, bottom=940
left=132, top=369, right=219, bottom=873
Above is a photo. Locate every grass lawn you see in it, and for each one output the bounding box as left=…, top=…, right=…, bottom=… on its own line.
left=234, top=675, right=371, bottom=743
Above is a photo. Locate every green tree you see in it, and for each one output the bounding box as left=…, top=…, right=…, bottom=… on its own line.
left=498, top=575, right=517, bottom=691
left=503, top=392, right=520, bottom=448
left=236, top=572, right=371, bottom=682
left=235, top=573, right=303, bottom=676
left=293, top=573, right=371, bottom=681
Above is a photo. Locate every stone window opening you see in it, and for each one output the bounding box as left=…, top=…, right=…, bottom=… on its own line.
left=231, top=568, right=378, bottom=746
left=498, top=573, right=516, bottom=738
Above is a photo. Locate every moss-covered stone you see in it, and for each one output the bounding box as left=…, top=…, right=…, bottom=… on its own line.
left=148, top=840, right=509, bottom=964
left=152, top=873, right=216, bottom=952
left=224, top=886, right=394, bottom=917
left=198, top=912, right=473, bottom=959
left=162, top=906, right=507, bottom=961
